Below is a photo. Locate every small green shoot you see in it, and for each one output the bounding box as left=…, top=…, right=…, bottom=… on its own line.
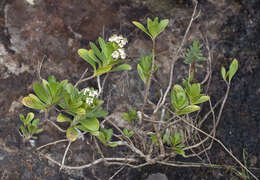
left=19, top=112, right=43, bottom=142
left=123, top=128, right=134, bottom=138
left=221, top=59, right=239, bottom=83
left=133, top=17, right=169, bottom=40
left=122, top=109, right=137, bottom=124
left=97, top=128, right=118, bottom=147
left=137, top=53, right=158, bottom=84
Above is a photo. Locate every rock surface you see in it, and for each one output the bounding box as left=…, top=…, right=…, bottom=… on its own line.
left=0, top=0, right=259, bottom=179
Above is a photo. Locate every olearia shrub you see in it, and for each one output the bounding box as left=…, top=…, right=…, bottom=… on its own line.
left=18, top=14, right=254, bottom=180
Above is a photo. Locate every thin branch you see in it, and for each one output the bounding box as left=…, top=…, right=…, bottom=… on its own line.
left=36, top=139, right=68, bottom=151
left=74, top=68, right=89, bottom=87
left=60, top=141, right=72, bottom=170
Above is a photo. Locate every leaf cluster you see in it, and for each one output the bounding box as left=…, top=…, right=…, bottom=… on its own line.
left=162, top=130, right=185, bottom=155
left=122, top=109, right=138, bottom=124
left=19, top=112, right=43, bottom=141
left=221, top=59, right=238, bottom=83
left=22, top=75, right=68, bottom=110
left=78, top=37, right=131, bottom=77
left=184, top=40, right=206, bottom=65
left=171, top=80, right=209, bottom=116
left=137, top=54, right=158, bottom=84
left=97, top=128, right=118, bottom=147
left=133, top=17, right=169, bottom=40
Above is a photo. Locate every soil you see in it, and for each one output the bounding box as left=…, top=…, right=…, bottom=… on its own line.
left=0, top=0, right=259, bottom=179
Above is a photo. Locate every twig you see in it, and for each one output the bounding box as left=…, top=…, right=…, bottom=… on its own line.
left=47, top=119, right=66, bottom=133
left=109, top=166, right=125, bottom=180
left=37, top=139, right=68, bottom=151
left=154, top=0, right=199, bottom=113
left=74, top=68, right=89, bottom=87
left=60, top=141, right=72, bottom=170
left=178, top=116, right=259, bottom=180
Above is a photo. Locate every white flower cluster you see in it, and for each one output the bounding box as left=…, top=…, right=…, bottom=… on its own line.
left=108, top=34, right=128, bottom=48
left=111, top=48, right=126, bottom=59
left=83, top=87, right=98, bottom=105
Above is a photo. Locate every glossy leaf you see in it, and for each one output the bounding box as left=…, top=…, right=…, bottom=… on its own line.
left=22, top=94, right=46, bottom=110
left=132, top=21, right=151, bottom=39
left=78, top=49, right=96, bottom=71
left=110, top=64, right=132, bottom=72
left=221, top=67, right=226, bottom=81
left=66, top=127, right=79, bottom=142
left=94, top=65, right=112, bottom=76
left=176, top=105, right=200, bottom=116
left=80, top=118, right=99, bottom=131
left=25, top=112, right=35, bottom=124
left=228, top=59, right=238, bottom=83
left=57, top=113, right=72, bottom=122
left=193, top=95, right=210, bottom=105
left=33, top=83, right=50, bottom=104
left=108, top=142, right=118, bottom=147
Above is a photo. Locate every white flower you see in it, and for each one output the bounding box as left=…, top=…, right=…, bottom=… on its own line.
left=86, top=97, right=94, bottom=105
left=83, top=87, right=91, bottom=95
left=89, top=90, right=98, bottom=97
left=108, top=34, right=128, bottom=48
left=118, top=48, right=126, bottom=59
left=112, top=50, right=120, bottom=59
left=108, top=34, right=117, bottom=42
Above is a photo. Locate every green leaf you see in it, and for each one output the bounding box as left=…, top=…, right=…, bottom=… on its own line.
left=171, top=133, right=181, bottom=145
left=48, top=75, right=56, bottom=83
left=221, top=67, right=226, bottom=81
left=171, top=85, right=188, bottom=110
left=89, top=42, right=103, bottom=65
left=20, top=125, right=28, bottom=137
left=25, top=112, right=35, bottom=124
left=137, top=64, right=147, bottom=83
left=33, top=83, right=50, bottom=104
left=78, top=49, right=97, bottom=71
left=176, top=105, right=200, bottom=116
left=150, top=134, right=159, bottom=146
left=31, top=118, right=40, bottom=127
left=122, top=112, right=131, bottom=123
left=57, top=113, right=72, bottom=122
left=80, top=118, right=99, bottom=131
left=19, top=114, right=25, bottom=123
left=98, top=37, right=108, bottom=60
left=228, top=59, right=238, bottom=83
left=97, top=131, right=106, bottom=144
left=35, top=128, right=43, bottom=134
left=157, top=19, right=169, bottom=36
left=163, top=129, right=171, bottom=144
left=74, top=108, right=86, bottom=115
left=85, top=109, right=108, bottom=118
left=193, top=95, right=210, bottom=105
left=123, top=128, right=128, bottom=136
left=94, top=65, right=112, bottom=76
left=22, top=94, right=46, bottom=110
left=108, top=142, right=118, bottom=147
left=110, top=64, right=132, bottom=72
left=173, top=148, right=185, bottom=156
left=132, top=21, right=152, bottom=39
left=66, top=127, right=79, bottom=142
left=28, top=124, right=36, bottom=134
left=104, top=128, right=113, bottom=142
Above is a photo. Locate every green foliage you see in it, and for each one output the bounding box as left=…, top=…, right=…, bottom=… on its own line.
left=22, top=75, right=68, bottom=110
left=123, top=128, right=134, bottom=138
left=78, top=37, right=131, bottom=77
left=19, top=112, right=43, bottom=141
left=171, top=80, right=209, bottom=116
left=184, top=40, right=206, bottom=65
left=162, top=131, right=185, bottom=155
left=97, top=128, right=118, bottom=147
left=133, top=17, right=169, bottom=40
left=221, top=59, right=239, bottom=83
left=122, top=109, right=138, bottom=124
left=137, top=54, right=158, bottom=84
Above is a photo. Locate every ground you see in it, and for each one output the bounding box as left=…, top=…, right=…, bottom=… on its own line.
left=0, top=0, right=260, bottom=179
